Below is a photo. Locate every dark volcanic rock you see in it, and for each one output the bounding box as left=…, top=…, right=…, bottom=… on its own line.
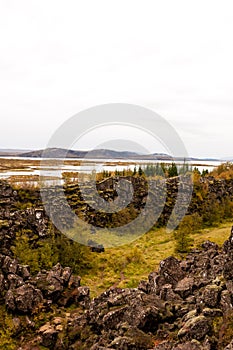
left=38, top=323, right=58, bottom=348
left=223, top=226, right=233, bottom=257
left=0, top=252, right=84, bottom=315
left=159, top=256, right=185, bottom=285
left=201, top=284, right=221, bottom=308
left=5, top=284, right=43, bottom=313
left=2, top=178, right=233, bottom=349
left=178, top=315, right=211, bottom=341
left=174, top=277, right=194, bottom=298
left=3, top=226, right=233, bottom=349
left=58, top=285, right=90, bottom=307
left=34, top=263, right=71, bottom=301
left=55, top=228, right=233, bottom=349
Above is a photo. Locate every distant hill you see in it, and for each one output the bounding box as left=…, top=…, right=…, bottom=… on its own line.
left=18, top=148, right=177, bottom=160
left=19, top=148, right=87, bottom=158
left=84, top=149, right=140, bottom=159
left=0, top=147, right=222, bottom=162
left=18, top=148, right=141, bottom=159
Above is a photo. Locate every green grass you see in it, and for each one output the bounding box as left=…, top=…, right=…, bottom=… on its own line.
left=81, top=221, right=233, bottom=297
left=193, top=222, right=232, bottom=246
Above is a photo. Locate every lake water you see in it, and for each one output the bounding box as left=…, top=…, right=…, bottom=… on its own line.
left=0, top=157, right=222, bottom=181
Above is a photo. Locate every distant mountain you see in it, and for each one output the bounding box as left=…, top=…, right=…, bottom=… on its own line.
left=18, top=148, right=141, bottom=159
left=19, top=148, right=178, bottom=160
left=0, top=147, right=223, bottom=162
left=85, top=149, right=140, bottom=159
left=20, top=148, right=87, bottom=158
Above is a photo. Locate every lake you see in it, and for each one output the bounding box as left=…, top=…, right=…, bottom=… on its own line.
left=0, top=157, right=222, bottom=184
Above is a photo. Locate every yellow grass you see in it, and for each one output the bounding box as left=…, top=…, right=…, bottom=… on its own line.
left=81, top=221, right=232, bottom=297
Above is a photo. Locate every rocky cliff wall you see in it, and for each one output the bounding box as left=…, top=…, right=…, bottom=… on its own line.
left=1, top=176, right=233, bottom=252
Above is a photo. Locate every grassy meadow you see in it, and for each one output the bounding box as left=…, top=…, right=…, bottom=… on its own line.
left=80, top=221, right=232, bottom=297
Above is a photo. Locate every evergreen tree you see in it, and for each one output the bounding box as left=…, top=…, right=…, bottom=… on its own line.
left=168, top=163, right=178, bottom=177
left=138, top=166, right=143, bottom=176
left=174, top=215, right=198, bottom=254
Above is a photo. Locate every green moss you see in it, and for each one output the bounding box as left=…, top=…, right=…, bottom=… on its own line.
left=0, top=305, right=17, bottom=349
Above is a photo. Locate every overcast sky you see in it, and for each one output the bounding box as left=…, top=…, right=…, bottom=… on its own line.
left=0, top=0, right=233, bottom=158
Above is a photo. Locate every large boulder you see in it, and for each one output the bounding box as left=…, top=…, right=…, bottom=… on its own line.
left=58, top=285, right=90, bottom=307
left=178, top=316, right=211, bottom=341
left=34, top=263, right=72, bottom=301
left=38, top=323, right=58, bottom=348
left=223, top=258, right=233, bottom=280
left=200, top=284, right=221, bottom=308
left=151, top=256, right=185, bottom=294
left=174, top=277, right=194, bottom=298
left=5, top=284, right=43, bottom=313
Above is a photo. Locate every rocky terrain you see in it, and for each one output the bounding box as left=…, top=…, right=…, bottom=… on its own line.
left=1, top=227, right=233, bottom=348
left=1, top=178, right=233, bottom=349
left=48, top=174, right=233, bottom=230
